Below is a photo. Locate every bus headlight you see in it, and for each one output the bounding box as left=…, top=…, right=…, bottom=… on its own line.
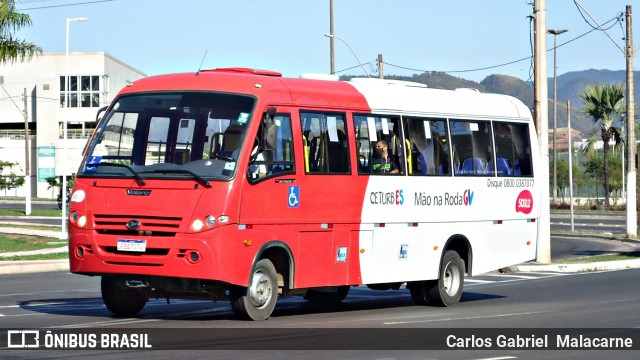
left=189, top=215, right=217, bottom=233
left=191, top=219, right=204, bottom=232
left=71, top=190, right=86, bottom=203
left=70, top=211, right=87, bottom=228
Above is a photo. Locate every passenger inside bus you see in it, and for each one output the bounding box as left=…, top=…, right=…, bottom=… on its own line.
left=371, top=139, right=399, bottom=174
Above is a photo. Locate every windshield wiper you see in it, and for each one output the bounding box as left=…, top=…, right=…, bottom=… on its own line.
left=92, top=162, right=146, bottom=186
left=149, top=169, right=211, bottom=188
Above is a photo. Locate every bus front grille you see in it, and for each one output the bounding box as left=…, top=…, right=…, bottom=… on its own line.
left=93, top=214, right=182, bottom=236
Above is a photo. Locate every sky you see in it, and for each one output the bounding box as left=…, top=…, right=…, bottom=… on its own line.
left=13, top=0, right=638, bottom=83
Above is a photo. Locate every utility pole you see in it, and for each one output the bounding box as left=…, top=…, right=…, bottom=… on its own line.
left=23, top=88, right=31, bottom=215
left=378, top=53, right=384, bottom=79
left=626, top=5, right=637, bottom=239
left=573, top=1, right=636, bottom=238
left=568, top=100, right=575, bottom=232
left=534, top=0, right=551, bottom=263
left=329, top=0, right=335, bottom=74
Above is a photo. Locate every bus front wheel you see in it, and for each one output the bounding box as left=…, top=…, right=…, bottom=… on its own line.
left=230, top=258, right=278, bottom=321
left=101, top=275, right=148, bottom=317
left=409, top=250, right=465, bottom=307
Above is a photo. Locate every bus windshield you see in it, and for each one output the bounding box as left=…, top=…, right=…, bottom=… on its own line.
left=79, top=92, right=255, bottom=182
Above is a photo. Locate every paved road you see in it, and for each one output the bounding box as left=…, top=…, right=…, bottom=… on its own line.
left=551, top=211, right=627, bottom=235
left=1, top=269, right=639, bottom=359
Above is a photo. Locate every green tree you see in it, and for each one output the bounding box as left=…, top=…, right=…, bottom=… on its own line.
left=0, top=160, right=24, bottom=196
left=552, top=158, right=583, bottom=203
left=580, top=83, right=625, bottom=210
left=46, top=176, right=59, bottom=198
left=0, top=0, right=41, bottom=63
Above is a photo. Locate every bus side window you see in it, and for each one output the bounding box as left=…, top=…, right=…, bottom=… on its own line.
left=353, top=115, right=405, bottom=175
left=491, top=122, right=533, bottom=177
left=247, top=113, right=295, bottom=182
left=405, top=118, right=450, bottom=176
left=450, top=120, right=493, bottom=176
left=300, top=112, right=350, bottom=174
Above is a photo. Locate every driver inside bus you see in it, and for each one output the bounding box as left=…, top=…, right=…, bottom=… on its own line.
left=372, top=139, right=399, bottom=174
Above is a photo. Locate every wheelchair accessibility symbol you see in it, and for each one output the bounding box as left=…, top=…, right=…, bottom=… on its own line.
left=288, top=186, right=300, bottom=208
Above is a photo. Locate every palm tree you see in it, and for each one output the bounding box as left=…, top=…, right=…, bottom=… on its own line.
left=0, top=0, right=41, bottom=63
left=580, top=83, right=626, bottom=210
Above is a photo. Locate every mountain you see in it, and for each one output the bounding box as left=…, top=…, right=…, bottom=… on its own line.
left=553, top=69, right=639, bottom=111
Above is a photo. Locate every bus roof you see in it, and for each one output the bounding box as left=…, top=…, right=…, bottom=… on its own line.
left=347, top=77, right=532, bottom=120
left=119, top=68, right=532, bottom=120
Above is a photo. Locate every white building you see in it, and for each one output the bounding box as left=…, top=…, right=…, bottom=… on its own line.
left=0, top=52, right=145, bottom=198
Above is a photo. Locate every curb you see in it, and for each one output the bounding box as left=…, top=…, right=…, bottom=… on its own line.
left=0, top=260, right=69, bottom=275
left=512, top=258, right=640, bottom=273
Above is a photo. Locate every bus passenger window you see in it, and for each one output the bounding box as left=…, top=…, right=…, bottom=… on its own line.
left=491, top=122, right=533, bottom=177
left=300, top=112, right=350, bottom=174
left=248, top=114, right=294, bottom=182
left=353, top=115, right=405, bottom=175
left=450, top=120, right=493, bottom=176
left=405, top=118, right=450, bottom=176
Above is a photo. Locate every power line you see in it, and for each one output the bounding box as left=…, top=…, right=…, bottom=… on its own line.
left=381, top=15, right=621, bottom=77
left=17, top=0, right=117, bottom=11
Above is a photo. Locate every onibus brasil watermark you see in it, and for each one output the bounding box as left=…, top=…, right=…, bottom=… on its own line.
left=7, top=330, right=151, bottom=349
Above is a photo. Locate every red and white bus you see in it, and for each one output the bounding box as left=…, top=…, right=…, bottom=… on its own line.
left=68, top=68, right=540, bottom=320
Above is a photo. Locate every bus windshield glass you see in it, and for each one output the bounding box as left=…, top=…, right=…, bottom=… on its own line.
left=79, top=92, right=255, bottom=182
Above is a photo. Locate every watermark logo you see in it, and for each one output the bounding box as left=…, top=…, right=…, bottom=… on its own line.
left=7, top=330, right=39, bottom=348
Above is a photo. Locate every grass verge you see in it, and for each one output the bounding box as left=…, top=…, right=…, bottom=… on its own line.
left=0, top=233, right=66, bottom=253
left=1, top=252, right=68, bottom=261
left=0, top=208, right=62, bottom=217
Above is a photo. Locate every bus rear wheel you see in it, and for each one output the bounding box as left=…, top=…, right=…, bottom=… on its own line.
left=409, top=250, right=464, bottom=307
left=101, top=275, right=148, bottom=317
left=230, top=258, right=278, bottom=321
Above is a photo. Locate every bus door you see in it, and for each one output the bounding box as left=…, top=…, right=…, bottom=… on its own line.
left=294, top=111, right=363, bottom=287
left=238, top=108, right=297, bottom=227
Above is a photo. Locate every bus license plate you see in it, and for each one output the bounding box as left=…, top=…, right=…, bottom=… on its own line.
left=117, top=239, right=146, bottom=252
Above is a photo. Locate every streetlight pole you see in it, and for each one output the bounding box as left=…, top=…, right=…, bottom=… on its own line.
left=61, top=16, right=88, bottom=240
left=324, top=33, right=370, bottom=78
left=547, top=29, right=567, bottom=205
left=329, top=0, right=335, bottom=74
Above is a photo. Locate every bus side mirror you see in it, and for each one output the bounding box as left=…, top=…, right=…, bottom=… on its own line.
left=96, top=106, right=108, bottom=122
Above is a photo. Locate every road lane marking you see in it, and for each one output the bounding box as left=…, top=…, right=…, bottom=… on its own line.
left=53, top=318, right=160, bottom=328
left=464, top=279, right=494, bottom=284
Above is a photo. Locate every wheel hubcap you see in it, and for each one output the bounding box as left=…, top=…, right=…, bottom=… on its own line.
left=248, top=270, right=272, bottom=308
left=443, top=261, right=461, bottom=296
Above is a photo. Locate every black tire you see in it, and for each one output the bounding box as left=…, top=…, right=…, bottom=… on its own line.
left=101, top=276, right=148, bottom=317
left=304, top=286, right=350, bottom=303
left=230, top=259, right=278, bottom=321
left=409, top=250, right=465, bottom=307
